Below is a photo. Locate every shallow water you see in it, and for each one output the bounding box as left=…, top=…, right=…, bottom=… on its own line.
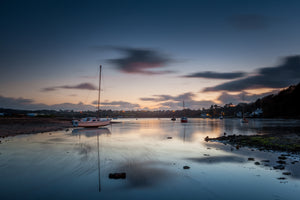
left=0, top=118, right=300, bottom=200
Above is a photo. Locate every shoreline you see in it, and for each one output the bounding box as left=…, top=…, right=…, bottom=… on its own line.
left=206, top=133, right=300, bottom=154
left=0, top=117, right=72, bottom=137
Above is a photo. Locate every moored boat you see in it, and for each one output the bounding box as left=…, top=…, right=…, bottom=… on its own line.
left=72, top=65, right=111, bottom=128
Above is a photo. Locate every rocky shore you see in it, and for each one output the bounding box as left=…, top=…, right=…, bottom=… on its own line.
left=0, top=117, right=72, bottom=137
left=205, top=133, right=300, bottom=153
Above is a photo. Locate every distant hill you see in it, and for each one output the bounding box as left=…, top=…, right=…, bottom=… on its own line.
left=257, top=83, right=300, bottom=118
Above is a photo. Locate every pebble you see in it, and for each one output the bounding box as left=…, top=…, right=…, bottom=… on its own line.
left=167, top=137, right=172, bottom=139
left=183, top=166, right=190, bottom=169
left=282, top=172, right=291, bottom=175
left=254, top=162, right=260, bottom=165
left=273, top=165, right=285, bottom=170
left=276, top=160, right=286, bottom=164
left=278, top=156, right=287, bottom=160
left=277, top=177, right=286, bottom=180
left=109, top=173, right=126, bottom=179
left=248, top=158, right=255, bottom=161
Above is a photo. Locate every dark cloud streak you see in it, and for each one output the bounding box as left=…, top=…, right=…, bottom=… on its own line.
left=42, top=83, right=97, bottom=92
left=184, top=71, right=246, bottom=79
left=203, top=55, right=300, bottom=92
left=105, top=46, right=173, bottom=75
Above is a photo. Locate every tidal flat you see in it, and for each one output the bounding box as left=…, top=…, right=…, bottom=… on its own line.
left=0, top=118, right=300, bottom=200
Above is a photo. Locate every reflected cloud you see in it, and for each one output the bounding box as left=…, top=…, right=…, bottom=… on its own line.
left=188, top=155, right=246, bottom=164
left=116, top=160, right=174, bottom=188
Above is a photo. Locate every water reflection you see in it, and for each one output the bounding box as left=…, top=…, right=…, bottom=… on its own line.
left=0, top=119, right=299, bottom=200
left=71, top=127, right=111, bottom=137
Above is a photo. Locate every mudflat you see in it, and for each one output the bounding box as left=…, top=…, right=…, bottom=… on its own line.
left=0, top=117, right=72, bottom=137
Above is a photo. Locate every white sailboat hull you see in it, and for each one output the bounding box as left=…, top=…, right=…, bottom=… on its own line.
left=72, top=118, right=111, bottom=127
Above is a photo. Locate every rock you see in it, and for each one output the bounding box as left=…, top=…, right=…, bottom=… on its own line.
left=261, top=160, right=270, bottom=162
left=277, top=177, right=286, bottom=180
left=282, top=172, right=291, bottom=175
left=236, top=145, right=240, bottom=150
left=183, top=166, right=190, bottom=169
left=281, top=154, right=290, bottom=157
left=278, top=156, right=287, bottom=160
left=205, top=136, right=209, bottom=142
left=273, top=165, right=285, bottom=170
left=167, top=137, right=172, bottom=139
left=203, top=154, right=210, bottom=156
left=276, top=160, right=286, bottom=164
left=248, top=158, right=255, bottom=161
left=109, top=173, right=126, bottom=179
left=65, top=128, right=69, bottom=132
left=254, top=162, right=260, bottom=165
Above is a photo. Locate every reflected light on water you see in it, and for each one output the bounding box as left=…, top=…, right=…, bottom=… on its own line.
left=0, top=118, right=299, bottom=200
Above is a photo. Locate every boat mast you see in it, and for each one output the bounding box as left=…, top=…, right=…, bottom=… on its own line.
left=97, top=65, right=102, bottom=119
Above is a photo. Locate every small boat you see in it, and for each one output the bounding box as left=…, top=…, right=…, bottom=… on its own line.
left=240, top=117, right=248, bottom=123
left=72, top=65, right=111, bottom=128
left=181, top=117, right=188, bottom=123
left=180, top=101, right=188, bottom=123
left=72, top=117, right=111, bottom=127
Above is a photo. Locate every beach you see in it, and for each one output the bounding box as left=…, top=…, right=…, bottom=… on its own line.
left=0, top=117, right=72, bottom=137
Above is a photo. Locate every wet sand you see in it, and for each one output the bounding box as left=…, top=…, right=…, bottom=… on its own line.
left=0, top=117, right=72, bottom=137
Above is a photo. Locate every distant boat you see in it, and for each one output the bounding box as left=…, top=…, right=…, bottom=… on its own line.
left=181, top=117, right=188, bottom=123
left=72, top=65, right=111, bottom=128
left=240, top=117, right=248, bottom=123
left=240, top=93, right=248, bottom=124
left=180, top=101, right=188, bottom=123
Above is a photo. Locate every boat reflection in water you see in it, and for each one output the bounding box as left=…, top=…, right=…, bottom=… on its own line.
left=72, top=127, right=111, bottom=137
left=72, top=127, right=111, bottom=192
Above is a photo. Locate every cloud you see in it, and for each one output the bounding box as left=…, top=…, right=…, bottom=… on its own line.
left=203, top=55, right=300, bottom=92
left=92, top=100, right=141, bottom=110
left=140, top=92, right=195, bottom=102
left=229, top=14, right=269, bottom=30
left=183, top=71, right=246, bottom=79
left=42, top=83, right=97, bottom=92
left=107, top=47, right=173, bottom=75
left=0, top=95, right=96, bottom=111
left=217, top=90, right=279, bottom=105
left=141, top=92, right=216, bottom=110
left=160, top=100, right=215, bottom=110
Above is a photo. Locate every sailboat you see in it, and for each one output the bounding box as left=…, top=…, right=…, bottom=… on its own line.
left=240, top=93, right=248, bottom=123
left=72, top=65, right=111, bottom=127
left=180, top=101, right=188, bottom=123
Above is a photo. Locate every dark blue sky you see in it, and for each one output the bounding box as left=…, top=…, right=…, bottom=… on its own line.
left=1, top=0, right=300, bottom=110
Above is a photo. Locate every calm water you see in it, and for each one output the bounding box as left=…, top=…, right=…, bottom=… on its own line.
left=0, top=118, right=300, bottom=200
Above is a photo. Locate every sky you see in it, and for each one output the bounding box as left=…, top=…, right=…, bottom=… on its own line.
left=1, top=0, right=300, bottom=111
